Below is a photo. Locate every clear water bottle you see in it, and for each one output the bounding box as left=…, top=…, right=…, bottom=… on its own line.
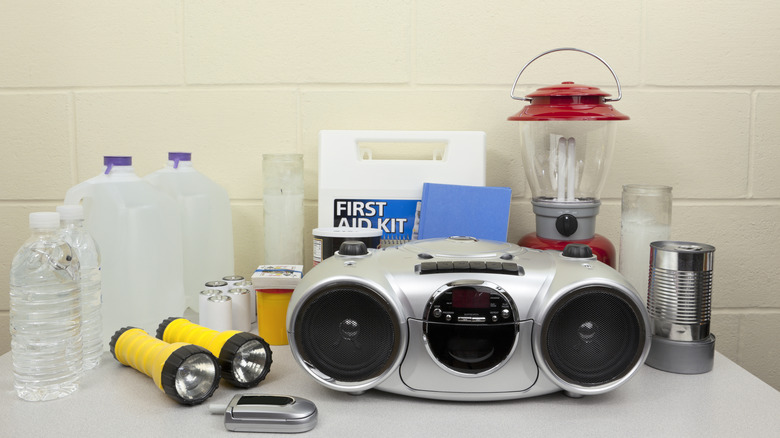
left=10, top=212, right=83, bottom=401
left=58, top=205, right=102, bottom=370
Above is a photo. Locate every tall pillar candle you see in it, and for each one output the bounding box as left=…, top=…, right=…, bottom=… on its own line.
left=618, top=185, right=672, bottom=304
left=263, top=154, right=304, bottom=265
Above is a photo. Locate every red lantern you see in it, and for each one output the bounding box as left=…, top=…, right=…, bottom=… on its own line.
left=508, top=48, right=629, bottom=267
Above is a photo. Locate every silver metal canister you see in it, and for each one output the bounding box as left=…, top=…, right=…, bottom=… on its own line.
left=645, top=241, right=716, bottom=374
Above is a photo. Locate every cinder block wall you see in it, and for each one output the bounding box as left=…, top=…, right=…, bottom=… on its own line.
left=1, top=1, right=778, bottom=390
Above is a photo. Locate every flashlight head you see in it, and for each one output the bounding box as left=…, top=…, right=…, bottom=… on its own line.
left=110, top=326, right=221, bottom=405
left=220, top=332, right=273, bottom=388
left=162, top=344, right=221, bottom=404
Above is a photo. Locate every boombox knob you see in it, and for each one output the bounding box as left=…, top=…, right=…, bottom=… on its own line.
left=562, top=243, right=593, bottom=259
left=339, top=240, right=369, bottom=256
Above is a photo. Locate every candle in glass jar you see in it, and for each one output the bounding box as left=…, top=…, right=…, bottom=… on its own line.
left=618, top=185, right=672, bottom=304
left=263, top=154, right=304, bottom=265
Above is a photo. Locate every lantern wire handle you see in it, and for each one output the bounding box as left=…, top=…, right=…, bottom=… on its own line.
left=510, top=47, right=623, bottom=103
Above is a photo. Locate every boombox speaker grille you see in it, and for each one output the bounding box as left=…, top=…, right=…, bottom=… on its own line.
left=542, top=287, right=645, bottom=386
left=294, top=284, right=401, bottom=383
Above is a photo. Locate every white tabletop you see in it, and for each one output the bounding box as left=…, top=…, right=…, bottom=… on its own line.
left=1, top=347, right=779, bottom=437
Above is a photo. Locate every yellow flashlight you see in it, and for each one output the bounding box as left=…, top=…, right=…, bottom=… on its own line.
left=156, top=317, right=273, bottom=388
left=109, top=327, right=221, bottom=405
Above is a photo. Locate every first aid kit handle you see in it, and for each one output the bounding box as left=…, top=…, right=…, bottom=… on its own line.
left=318, top=130, right=486, bottom=166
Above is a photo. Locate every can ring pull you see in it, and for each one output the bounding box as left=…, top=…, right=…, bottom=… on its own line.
left=510, top=47, right=623, bottom=103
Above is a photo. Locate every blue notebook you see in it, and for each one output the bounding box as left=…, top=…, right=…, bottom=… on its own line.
left=417, top=183, right=512, bottom=242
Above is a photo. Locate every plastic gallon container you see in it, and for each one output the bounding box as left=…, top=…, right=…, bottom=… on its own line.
left=64, top=156, right=185, bottom=344
left=145, top=152, right=235, bottom=313
left=10, top=212, right=82, bottom=401
left=57, top=204, right=103, bottom=370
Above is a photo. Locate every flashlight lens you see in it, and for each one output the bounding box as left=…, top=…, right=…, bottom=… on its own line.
left=175, top=353, right=219, bottom=402
left=232, top=340, right=269, bottom=384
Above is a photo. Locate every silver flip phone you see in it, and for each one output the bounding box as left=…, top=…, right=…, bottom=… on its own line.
left=218, top=394, right=318, bottom=433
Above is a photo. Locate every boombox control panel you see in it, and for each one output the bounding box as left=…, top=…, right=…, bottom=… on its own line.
left=424, top=284, right=516, bottom=324
left=286, top=237, right=651, bottom=402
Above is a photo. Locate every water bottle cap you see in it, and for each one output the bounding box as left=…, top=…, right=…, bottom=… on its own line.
left=104, top=156, right=133, bottom=174
left=168, top=152, right=191, bottom=169
left=29, top=212, right=60, bottom=229
left=56, top=205, right=84, bottom=221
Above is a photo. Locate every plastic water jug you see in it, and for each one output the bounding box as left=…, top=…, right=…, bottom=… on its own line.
left=64, top=156, right=185, bottom=344
left=145, top=152, right=234, bottom=312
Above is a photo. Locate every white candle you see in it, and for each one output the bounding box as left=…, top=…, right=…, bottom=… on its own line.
left=618, top=185, right=672, bottom=305
left=263, top=154, right=304, bottom=265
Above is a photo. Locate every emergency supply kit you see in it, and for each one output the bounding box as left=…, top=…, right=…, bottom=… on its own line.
left=7, top=47, right=718, bottom=435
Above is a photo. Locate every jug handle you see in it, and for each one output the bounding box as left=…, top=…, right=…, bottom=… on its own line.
left=63, top=182, right=89, bottom=206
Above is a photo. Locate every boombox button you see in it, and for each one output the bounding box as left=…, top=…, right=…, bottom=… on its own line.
left=420, top=262, right=438, bottom=273
left=432, top=308, right=443, bottom=318
left=486, top=261, right=503, bottom=271
left=502, top=262, right=523, bottom=275
left=469, top=261, right=487, bottom=270
left=437, top=261, right=454, bottom=271
left=453, top=261, right=470, bottom=270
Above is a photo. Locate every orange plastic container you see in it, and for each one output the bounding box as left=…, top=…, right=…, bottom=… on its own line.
left=256, top=288, right=293, bottom=345
left=252, top=265, right=303, bottom=346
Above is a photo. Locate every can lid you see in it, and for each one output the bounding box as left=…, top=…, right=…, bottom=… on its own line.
left=56, top=205, right=84, bottom=221
left=29, top=212, right=60, bottom=229
left=650, top=241, right=715, bottom=272
left=205, top=281, right=229, bottom=288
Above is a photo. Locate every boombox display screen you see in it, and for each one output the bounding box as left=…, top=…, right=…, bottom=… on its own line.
left=451, top=287, right=490, bottom=309
left=287, top=237, right=650, bottom=401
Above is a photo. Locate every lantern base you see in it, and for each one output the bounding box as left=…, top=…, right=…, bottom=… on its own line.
left=518, top=232, right=616, bottom=268
left=532, top=199, right=601, bottom=242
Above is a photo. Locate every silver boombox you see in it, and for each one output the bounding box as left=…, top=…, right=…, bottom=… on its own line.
left=287, top=237, right=650, bottom=401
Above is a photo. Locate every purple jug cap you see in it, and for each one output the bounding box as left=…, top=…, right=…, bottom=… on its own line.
left=168, top=152, right=192, bottom=169
left=104, top=156, right=132, bottom=174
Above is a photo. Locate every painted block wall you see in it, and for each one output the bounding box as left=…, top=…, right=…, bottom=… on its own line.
left=1, top=1, right=778, bottom=391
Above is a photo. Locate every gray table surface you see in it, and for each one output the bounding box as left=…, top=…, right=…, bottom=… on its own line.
left=1, top=347, right=779, bottom=437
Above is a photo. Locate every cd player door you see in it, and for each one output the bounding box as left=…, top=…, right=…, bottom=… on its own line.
left=399, top=319, right=537, bottom=394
